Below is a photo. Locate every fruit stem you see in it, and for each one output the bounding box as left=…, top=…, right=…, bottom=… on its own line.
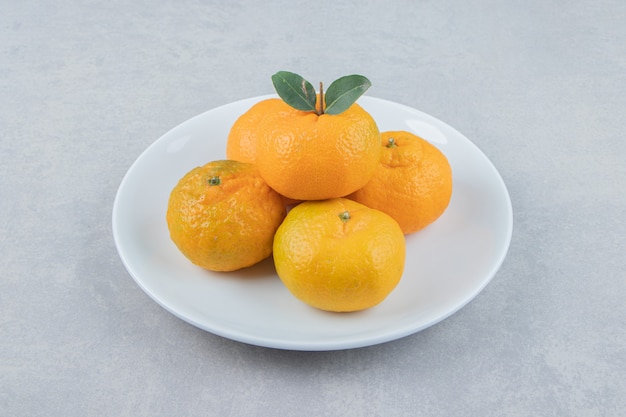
left=338, top=211, right=350, bottom=223
left=317, top=81, right=324, bottom=115
left=208, top=176, right=221, bottom=186
left=386, top=138, right=397, bottom=148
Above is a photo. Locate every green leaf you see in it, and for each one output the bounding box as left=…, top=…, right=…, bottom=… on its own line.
left=323, top=75, right=371, bottom=115
left=271, top=71, right=317, bottom=112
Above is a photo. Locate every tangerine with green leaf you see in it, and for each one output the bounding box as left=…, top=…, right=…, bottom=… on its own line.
left=254, top=71, right=382, bottom=201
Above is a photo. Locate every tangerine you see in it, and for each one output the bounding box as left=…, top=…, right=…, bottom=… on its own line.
left=348, top=130, right=452, bottom=234
left=255, top=98, right=381, bottom=201
left=273, top=198, right=405, bottom=312
left=166, top=160, right=286, bottom=272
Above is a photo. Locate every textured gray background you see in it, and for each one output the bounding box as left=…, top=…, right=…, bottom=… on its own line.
left=2, top=0, right=625, bottom=416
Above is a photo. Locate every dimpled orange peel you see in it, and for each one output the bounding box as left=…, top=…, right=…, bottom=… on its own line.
left=349, top=130, right=452, bottom=234
left=166, top=160, right=286, bottom=272
left=273, top=198, right=406, bottom=312
left=254, top=71, right=382, bottom=201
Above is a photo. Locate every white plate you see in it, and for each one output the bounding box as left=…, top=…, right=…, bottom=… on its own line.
left=112, top=95, right=513, bottom=351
